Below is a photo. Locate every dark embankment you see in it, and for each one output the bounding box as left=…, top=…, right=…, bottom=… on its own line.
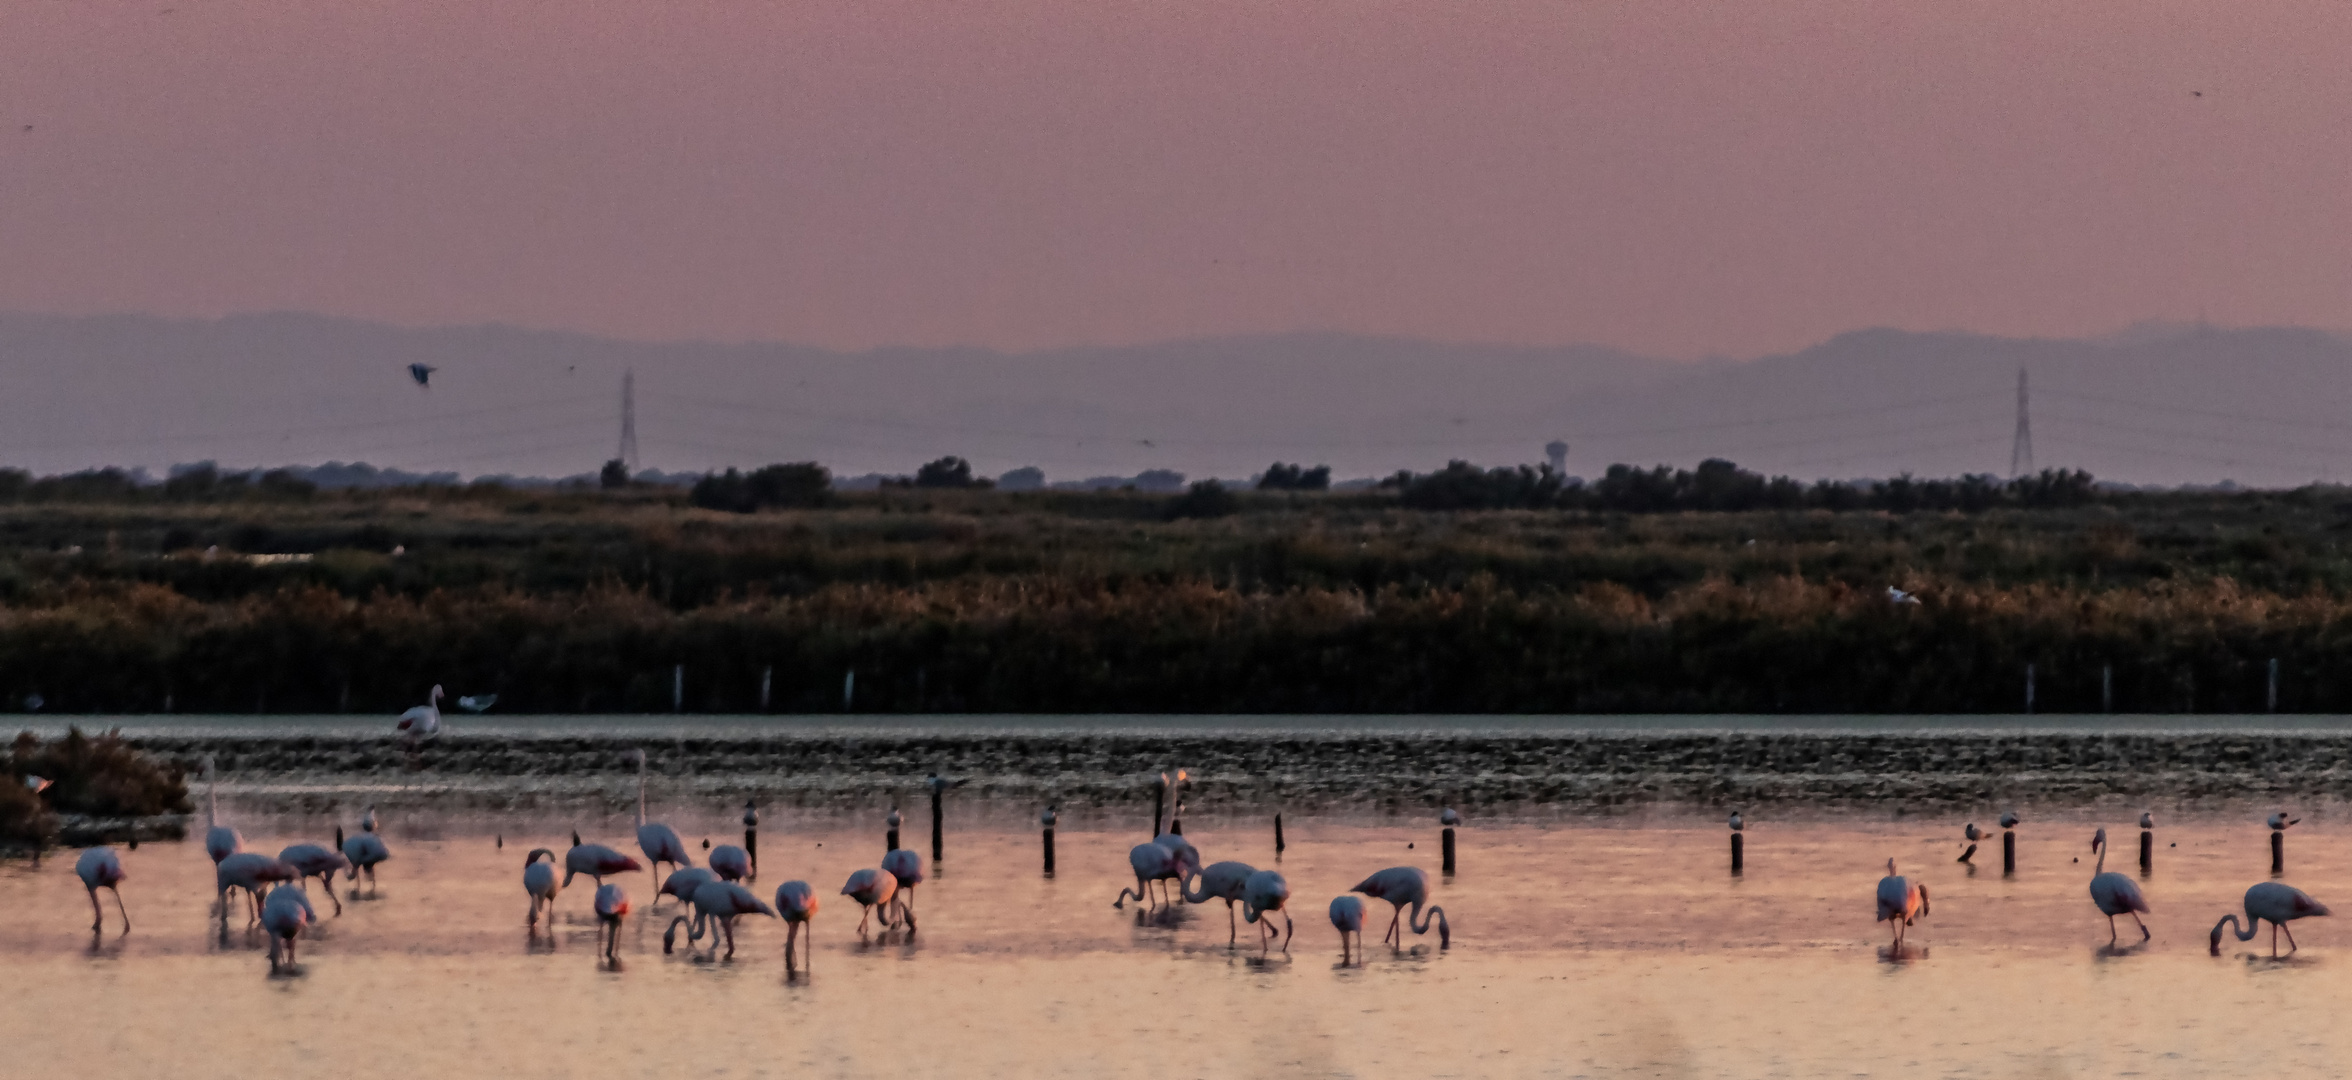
left=138, top=729, right=2352, bottom=817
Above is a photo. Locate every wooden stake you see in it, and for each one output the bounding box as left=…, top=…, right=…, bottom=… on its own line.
left=1731, top=832, right=1744, bottom=874
left=1042, top=826, right=1055, bottom=875
left=1274, top=813, right=1285, bottom=857
left=2003, top=830, right=2016, bottom=876
left=1441, top=827, right=1456, bottom=875
left=2138, top=829, right=2151, bottom=875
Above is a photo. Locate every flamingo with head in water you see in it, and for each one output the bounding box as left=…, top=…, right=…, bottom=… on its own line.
left=1181, top=861, right=1258, bottom=944
left=523, top=849, right=562, bottom=926
left=880, top=848, right=925, bottom=929
left=632, top=750, right=692, bottom=890
left=1241, top=869, right=1292, bottom=954
left=708, top=844, right=752, bottom=884
left=657, top=866, right=718, bottom=909
left=1113, top=842, right=1182, bottom=910
left=776, top=880, right=819, bottom=967
left=840, top=868, right=898, bottom=934
left=75, top=847, right=129, bottom=934
left=1352, top=866, right=1450, bottom=949
left=217, top=852, right=296, bottom=927
left=2211, top=882, right=2330, bottom=956
left=262, top=883, right=318, bottom=972
left=2087, top=828, right=2150, bottom=943
left=663, top=880, right=774, bottom=959
left=339, top=819, right=391, bottom=896
left=1877, top=858, right=1929, bottom=944
left=202, top=757, right=241, bottom=865
left=279, top=843, right=351, bottom=915
left=1329, top=895, right=1365, bottom=962
left=594, top=884, right=630, bottom=959
left=564, top=831, right=644, bottom=891
left=396, top=685, right=443, bottom=741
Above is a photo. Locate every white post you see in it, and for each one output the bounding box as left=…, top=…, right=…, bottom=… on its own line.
left=2025, top=664, right=2036, bottom=714
left=844, top=670, right=856, bottom=712
left=672, top=664, right=684, bottom=713
left=760, top=665, right=773, bottom=712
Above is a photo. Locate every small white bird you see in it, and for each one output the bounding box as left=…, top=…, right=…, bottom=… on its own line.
left=75, top=848, right=130, bottom=934
left=456, top=694, right=497, bottom=713
left=2269, top=812, right=2300, bottom=830
left=1041, top=805, right=1057, bottom=827
left=1888, top=587, right=1921, bottom=605
left=396, top=685, right=443, bottom=740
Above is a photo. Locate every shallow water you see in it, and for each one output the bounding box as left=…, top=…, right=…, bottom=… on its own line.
left=5, top=816, right=2349, bottom=1077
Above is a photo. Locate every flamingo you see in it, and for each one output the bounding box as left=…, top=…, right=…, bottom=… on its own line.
left=880, top=848, right=924, bottom=930
left=1351, top=866, right=1450, bottom=949
left=840, top=868, right=898, bottom=934
left=1329, top=895, right=1365, bottom=962
left=2086, top=828, right=2150, bottom=943
left=594, top=884, right=630, bottom=959
left=279, top=843, right=351, bottom=915
left=663, top=880, right=774, bottom=959
left=633, top=750, right=692, bottom=889
left=396, top=685, right=443, bottom=741
left=75, top=847, right=129, bottom=934
left=564, top=831, right=643, bottom=889
left=2211, top=882, right=2330, bottom=957
left=708, top=844, right=752, bottom=884
left=261, top=883, right=318, bottom=972
left=776, top=880, right=818, bottom=965
left=1153, top=832, right=1203, bottom=879
left=340, top=822, right=391, bottom=895
left=658, top=866, right=718, bottom=908
left=1180, top=861, right=1258, bottom=944
left=1113, top=842, right=1182, bottom=909
left=202, top=757, right=241, bottom=865
left=523, top=849, right=562, bottom=926
left=1240, top=869, right=1292, bottom=954
left=1876, top=858, right=1930, bottom=944
left=217, top=852, right=296, bottom=927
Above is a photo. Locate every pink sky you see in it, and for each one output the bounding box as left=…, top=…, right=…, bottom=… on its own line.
left=2, top=1, right=2346, bottom=357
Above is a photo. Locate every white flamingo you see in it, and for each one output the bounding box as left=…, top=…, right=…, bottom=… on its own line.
left=1876, top=858, right=1929, bottom=945
left=1240, top=869, right=1293, bottom=954
left=1113, top=842, right=1182, bottom=909
left=840, top=868, right=898, bottom=934
left=663, top=880, right=774, bottom=959
left=523, top=849, right=562, bottom=927
left=776, top=880, right=819, bottom=966
left=339, top=822, right=391, bottom=895
left=75, top=847, right=130, bottom=934
left=2088, top=828, right=2150, bottom=943
left=261, top=883, right=318, bottom=972
left=594, top=884, right=630, bottom=959
left=2211, top=882, right=2330, bottom=957
left=202, top=757, right=241, bottom=865
left=396, top=685, right=443, bottom=740
left=279, top=843, right=351, bottom=915
left=708, top=844, right=752, bottom=883
left=1329, top=895, right=1365, bottom=962
left=880, top=848, right=925, bottom=929
left=1351, top=866, right=1450, bottom=949
left=217, top=852, right=296, bottom=927
left=1181, top=861, right=1258, bottom=944
left=633, top=750, right=692, bottom=889
left=564, top=831, right=644, bottom=889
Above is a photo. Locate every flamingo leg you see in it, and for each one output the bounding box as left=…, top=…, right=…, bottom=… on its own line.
left=1228, top=900, right=1237, bottom=945
left=2284, top=922, right=2300, bottom=953
left=2107, top=915, right=2117, bottom=944
left=2272, top=922, right=2280, bottom=956
left=1386, top=909, right=1400, bottom=946
left=87, top=887, right=103, bottom=932
left=110, top=887, right=130, bottom=933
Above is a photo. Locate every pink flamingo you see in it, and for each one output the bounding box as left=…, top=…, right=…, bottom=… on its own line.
left=632, top=751, right=692, bottom=891
left=2087, top=828, right=2149, bottom=943
left=840, top=868, right=898, bottom=934
left=202, top=758, right=241, bottom=865
left=523, top=849, right=562, bottom=927
left=1876, top=858, right=1929, bottom=945
left=663, top=880, right=774, bottom=959
left=75, top=847, right=129, bottom=934
left=1351, top=866, right=1450, bottom=949
left=564, top=831, right=644, bottom=889
left=261, top=883, right=318, bottom=972
left=594, top=884, right=631, bottom=959
left=2211, top=882, right=2330, bottom=957
left=339, top=820, right=392, bottom=896
left=1329, top=895, right=1365, bottom=962
left=1181, top=861, right=1258, bottom=944
left=279, top=843, right=351, bottom=916
left=708, top=844, right=752, bottom=883
left=880, top=848, right=925, bottom=929
left=776, top=880, right=819, bottom=967
left=1114, top=843, right=1182, bottom=909
left=1240, top=869, right=1292, bottom=954
left=217, top=852, right=296, bottom=927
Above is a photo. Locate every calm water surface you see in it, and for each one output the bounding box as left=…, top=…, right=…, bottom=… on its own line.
left=2, top=815, right=2347, bottom=1077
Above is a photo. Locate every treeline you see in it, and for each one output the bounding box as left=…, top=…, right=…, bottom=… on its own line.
left=0, top=576, right=2345, bottom=715
left=1381, top=459, right=2099, bottom=513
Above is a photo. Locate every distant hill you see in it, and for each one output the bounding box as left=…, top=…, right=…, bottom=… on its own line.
left=0, top=311, right=2346, bottom=487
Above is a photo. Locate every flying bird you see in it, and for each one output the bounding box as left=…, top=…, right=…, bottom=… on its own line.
left=1887, top=587, right=1921, bottom=605
left=408, top=363, right=436, bottom=387
left=456, top=694, right=497, bottom=713
left=2087, top=829, right=2150, bottom=943
left=23, top=775, right=50, bottom=794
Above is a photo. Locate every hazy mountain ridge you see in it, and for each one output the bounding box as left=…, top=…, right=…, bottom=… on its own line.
left=1, top=312, right=2347, bottom=487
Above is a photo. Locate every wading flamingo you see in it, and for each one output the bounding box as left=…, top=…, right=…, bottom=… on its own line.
left=1113, top=842, right=1182, bottom=909
left=840, top=868, right=898, bottom=934
left=340, top=822, right=391, bottom=895
left=75, top=847, right=129, bottom=933
left=523, top=849, right=561, bottom=927
left=880, top=848, right=925, bottom=929
left=564, top=831, right=643, bottom=890
left=1329, top=895, right=1365, bottom=962
left=202, top=757, right=241, bottom=865
left=1351, top=866, right=1450, bottom=949
left=663, top=880, right=774, bottom=959
left=1876, top=858, right=1929, bottom=945
left=262, top=883, right=318, bottom=972
left=1241, top=869, right=1293, bottom=954
left=217, top=852, right=296, bottom=927
left=633, top=750, right=692, bottom=889
left=594, top=884, right=630, bottom=959
left=1153, top=832, right=1203, bottom=879
left=2211, top=882, right=2330, bottom=957
left=279, top=843, right=351, bottom=915
left=776, top=880, right=818, bottom=966
left=658, top=866, right=718, bottom=908
left=1181, top=861, right=1258, bottom=944
left=396, top=685, right=443, bottom=741
left=708, top=844, right=751, bottom=884
left=2088, top=828, right=2150, bottom=943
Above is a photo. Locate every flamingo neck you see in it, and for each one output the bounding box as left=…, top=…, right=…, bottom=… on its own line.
left=2094, top=839, right=2107, bottom=876
left=206, top=765, right=218, bottom=827
left=637, top=760, right=648, bottom=827
left=1409, top=900, right=1445, bottom=934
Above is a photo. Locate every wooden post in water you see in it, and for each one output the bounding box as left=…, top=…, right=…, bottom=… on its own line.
left=743, top=799, right=759, bottom=880
left=2272, top=829, right=2285, bottom=876
left=2000, top=810, right=2019, bottom=876
left=886, top=805, right=900, bottom=855
left=1274, top=813, right=1286, bottom=858
left=1729, top=811, right=1745, bottom=874
left=929, top=774, right=946, bottom=864
left=1041, top=806, right=1057, bottom=875
left=1440, top=807, right=1460, bottom=876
